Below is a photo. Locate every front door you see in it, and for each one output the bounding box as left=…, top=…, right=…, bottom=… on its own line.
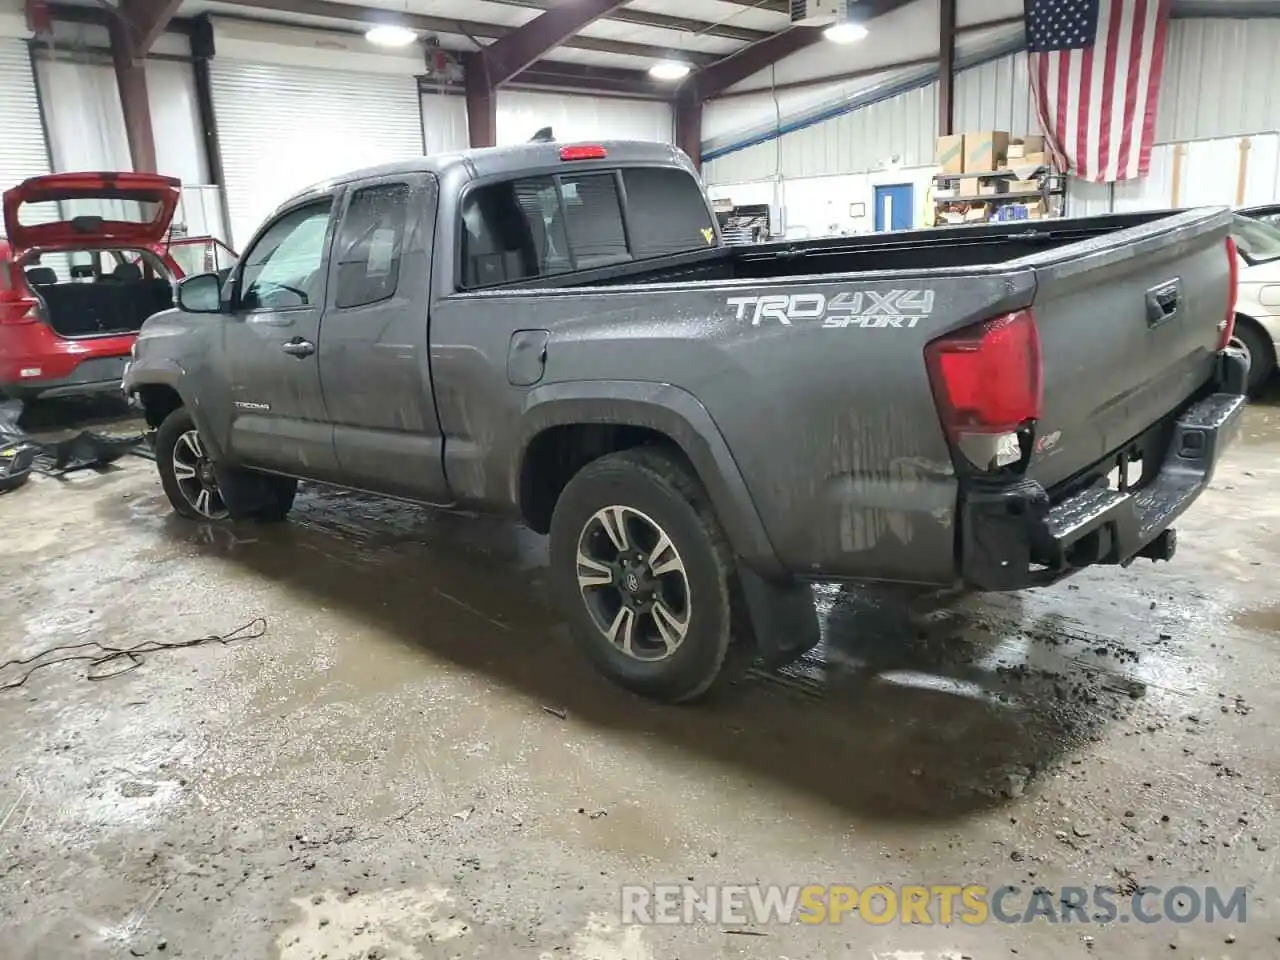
left=873, top=183, right=914, bottom=232
left=222, top=195, right=339, bottom=478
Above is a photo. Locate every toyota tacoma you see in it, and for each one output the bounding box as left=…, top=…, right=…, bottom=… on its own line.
left=123, top=140, right=1248, bottom=703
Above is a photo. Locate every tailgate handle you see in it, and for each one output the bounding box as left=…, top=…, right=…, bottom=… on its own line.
left=1146, top=279, right=1182, bottom=327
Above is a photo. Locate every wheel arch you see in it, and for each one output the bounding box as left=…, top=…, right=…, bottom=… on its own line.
left=128, top=365, right=225, bottom=461
left=513, top=381, right=784, bottom=578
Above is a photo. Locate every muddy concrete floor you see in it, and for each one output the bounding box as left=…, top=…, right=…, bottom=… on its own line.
left=0, top=397, right=1278, bottom=960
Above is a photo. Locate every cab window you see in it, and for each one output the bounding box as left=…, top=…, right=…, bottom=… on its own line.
left=621, top=168, right=717, bottom=257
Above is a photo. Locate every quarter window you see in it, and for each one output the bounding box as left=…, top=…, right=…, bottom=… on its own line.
left=334, top=183, right=411, bottom=308
left=239, top=200, right=332, bottom=311
left=460, top=171, right=631, bottom=289
left=621, top=167, right=717, bottom=257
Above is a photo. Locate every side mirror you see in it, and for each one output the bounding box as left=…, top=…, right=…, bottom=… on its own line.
left=176, top=272, right=225, bottom=314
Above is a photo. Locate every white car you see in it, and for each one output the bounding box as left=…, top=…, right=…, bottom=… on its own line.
left=1232, top=210, right=1280, bottom=394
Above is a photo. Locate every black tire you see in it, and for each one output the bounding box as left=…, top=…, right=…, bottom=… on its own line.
left=549, top=446, right=738, bottom=704
left=1235, top=318, right=1275, bottom=396
left=156, top=407, right=297, bottom=522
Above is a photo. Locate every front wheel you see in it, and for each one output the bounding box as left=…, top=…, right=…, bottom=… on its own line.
left=548, top=446, right=738, bottom=704
left=155, top=408, right=297, bottom=522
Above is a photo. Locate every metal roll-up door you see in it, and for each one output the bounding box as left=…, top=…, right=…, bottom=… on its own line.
left=0, top=40, right=51, bottom=196
left=209, top=59, right=423, bottom=250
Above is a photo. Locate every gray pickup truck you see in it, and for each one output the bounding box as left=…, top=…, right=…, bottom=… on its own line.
left=123, top=140, right=1248, bottom=703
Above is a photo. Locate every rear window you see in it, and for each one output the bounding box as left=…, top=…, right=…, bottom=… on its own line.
left=14, top=196, right=163, bottom=228
left=458, top=165, right=712, bottom=290
left=621, top=167, right=717, bottom=257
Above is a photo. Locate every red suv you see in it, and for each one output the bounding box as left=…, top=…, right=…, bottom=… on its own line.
left=0, top=172, right=236, bottom=401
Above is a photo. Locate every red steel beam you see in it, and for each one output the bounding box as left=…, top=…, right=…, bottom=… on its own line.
left=107, top=15, right=158, bottom=171
left=479, top=0, right=630, bottom=87
left=690, top=0, right=921, bottom=101
left=119, top=0, right=183, bottom=55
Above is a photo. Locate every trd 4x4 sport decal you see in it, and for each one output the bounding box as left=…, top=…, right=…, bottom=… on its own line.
left=725, top=290, right=936, bottom=328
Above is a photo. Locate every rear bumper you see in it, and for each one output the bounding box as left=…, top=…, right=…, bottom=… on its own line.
left=0, top=355, right=131, bottom=400
left=960, top=348, right=1248, bottom=591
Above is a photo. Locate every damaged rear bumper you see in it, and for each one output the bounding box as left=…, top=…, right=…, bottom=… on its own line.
left=960, top=349, right=1248, bottom=591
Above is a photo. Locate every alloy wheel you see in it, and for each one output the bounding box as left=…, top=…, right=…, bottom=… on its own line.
left=171, top=429, right=229, bottom=520
left=575, top=505, right=691, bottom=662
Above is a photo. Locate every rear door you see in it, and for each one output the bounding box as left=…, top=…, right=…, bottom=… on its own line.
left=319, top=173, right=448, bottom=502
left=2, top=172, right=180, bottom=253
left=220, top=194, right=339, bottom=479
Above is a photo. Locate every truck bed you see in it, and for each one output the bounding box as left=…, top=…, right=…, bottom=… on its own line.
left=493, top=211, right=1194, bottom=289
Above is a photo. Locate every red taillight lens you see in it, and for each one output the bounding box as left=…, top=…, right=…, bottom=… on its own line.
left=0, top=298, right=39, bottom=324
left=559, top=144, right=607, bottom=161
left=925, top=308, right=1043, bottom=436
left=1221, top=235, right=1239, bottom=349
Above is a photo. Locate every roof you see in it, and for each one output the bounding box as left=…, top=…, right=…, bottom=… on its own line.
left=283, top=138, right=693, bottom=205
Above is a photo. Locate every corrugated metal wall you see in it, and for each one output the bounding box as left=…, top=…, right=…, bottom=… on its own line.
left=704, top=17, right=1280, bottom=187
left=952, top=50, right=1041, bottom=138
left=704, top=83, right=938, bottom=184
left=1156, top=18, right=1280, bottom=142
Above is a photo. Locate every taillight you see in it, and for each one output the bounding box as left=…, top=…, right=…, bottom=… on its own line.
left=1221, top=235, right=1239, bottom=349
left=925, top=309, right=1042, bottom=469
left=560, top=144, right=607, bottom=161
left=0, top=298, right=39, bottom=324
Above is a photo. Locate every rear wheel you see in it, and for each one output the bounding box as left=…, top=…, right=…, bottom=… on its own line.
left=155, top=408, right=297, bottom=522
left=549, top=446, right=738, bottom=704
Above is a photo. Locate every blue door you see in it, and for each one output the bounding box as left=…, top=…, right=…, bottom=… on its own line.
left=873, top=183, right=914, bottom=231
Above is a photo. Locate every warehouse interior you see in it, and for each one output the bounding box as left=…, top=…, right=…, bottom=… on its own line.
left=2, top=0, right=1280, bottom=957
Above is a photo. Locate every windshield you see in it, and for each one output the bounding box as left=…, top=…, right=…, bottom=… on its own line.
left=1232, top=214, right=1280, bottom=265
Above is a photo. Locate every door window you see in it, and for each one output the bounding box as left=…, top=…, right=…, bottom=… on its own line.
left=239, top=201, right=332, bottom=311
left=333, top=183, right=411, bottom=308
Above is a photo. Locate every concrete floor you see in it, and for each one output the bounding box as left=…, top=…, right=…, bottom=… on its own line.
left=1, top=398, right=1278, bottom=960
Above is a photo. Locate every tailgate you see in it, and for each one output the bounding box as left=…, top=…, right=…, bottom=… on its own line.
left=1022, top=208, right=1233, bottom=490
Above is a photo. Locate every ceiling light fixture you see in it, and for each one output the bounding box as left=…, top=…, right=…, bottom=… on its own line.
left=649, top=60, right=691, bottom=81
left=823, top=21, right=869, bottom=44
left=366, top=24, right=418, bottom=47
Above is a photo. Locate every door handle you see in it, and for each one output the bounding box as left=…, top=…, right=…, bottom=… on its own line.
left=1145, top=279, right=1182, bottom=328
left=281, top=337, right=315, bottom=358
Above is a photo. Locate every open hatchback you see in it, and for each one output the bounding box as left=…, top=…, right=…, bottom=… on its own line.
left=0, top=171, right=208, bottom=400
left=3, top=171, right=181, bottom=250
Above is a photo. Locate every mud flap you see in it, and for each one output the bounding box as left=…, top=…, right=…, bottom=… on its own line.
left=736, top=564, right=821, bottom=668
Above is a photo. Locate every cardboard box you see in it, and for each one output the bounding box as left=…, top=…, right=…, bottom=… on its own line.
left=936, top=134, right=965, bottom=174
left=1022, top=200, right=1046, bottom=219
left=963, top=206, right=989, bottom=222
left=959, top=177, right=980, bottom=196
left=963, top=130, right=1009, bottom=172
left=933, top=187, right=957, bottom=199
left=1006, top=135, right=1046, bottom=160
left=1008, top=178, right=1039, bottom=192
left=979, top=181, right=1007, bottom=196
left=1020, top=151, right=1048, bottom=168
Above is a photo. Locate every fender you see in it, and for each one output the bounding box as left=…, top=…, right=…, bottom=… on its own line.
left=515, top=380, right=786, bottom=579
left=124, top=359, right=227, bottom=463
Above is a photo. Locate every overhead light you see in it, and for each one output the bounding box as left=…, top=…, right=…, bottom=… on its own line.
left=823, top=21, right=868, bottom=44
left=365, top=24, right=418, bottom=47
left=649, top=60, right=691, bottom=81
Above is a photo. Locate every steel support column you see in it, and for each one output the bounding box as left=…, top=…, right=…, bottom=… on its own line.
left=674, top=87, right=702, bottom=170
left=464, top=52, right=497, bottom=149
left=938, top=0, right=956, bottom=136
left=108, top=16, right=157, bottom=172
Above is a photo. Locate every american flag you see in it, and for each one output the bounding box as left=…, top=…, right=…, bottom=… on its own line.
left=1025, top=0, right=1171, bottom=183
